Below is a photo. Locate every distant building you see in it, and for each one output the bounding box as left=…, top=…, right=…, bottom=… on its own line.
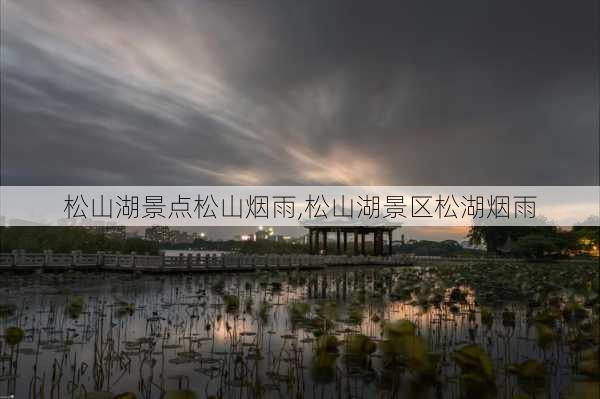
left=86, top=226, right=126, bottom=241
left=255, top=227, right=271, bottom=241
left=170, top=230, right=193, bottom=244
left=191, top=232, right=206, bottom=241
left=145, top=226, right=171, bottom=243
left=234, top=234, right=254, bottom=242
left=271, top=234, right=292, bottom=242
left=126, top=230, right=142, bottom=239
left=231, top=227, right=299, bottom=243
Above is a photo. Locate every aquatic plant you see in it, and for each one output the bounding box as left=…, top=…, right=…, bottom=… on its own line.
left=480, top=307, right=493, bottom=328
left=449, top=287, right=466, bottom=302
left=288, top=271, right=307, bottom=287
left=211, top=278, right=225, bottom=294
left=0, top=303, right=16, bottom=318
left=381, top=333, right=440, bottom=380
left=244, top=297, right=254, bottom=313
left=562, top=381, right=600, bottom=399
left=577, top=347, right=600, bottom=378
left=347, top=305, right=364, bottom=325
left=288, top=301, right=311, bottom=321
left=317, top=335, right=339, bottom=353
left=453, top=344, right=496, bottom=397
left=345, top=334, right=376, bottom=356
left=67, top=296, right=85, bottom=318
left=310, top=352, right=336, bottom=385
left=384, top=319, right=416, bottom=338
left=502, top=309, right=516, bottom=327
left=112, top=393, right=137, bottom=399
left=315, top=301, right=339, bottom=321
left=1, top=260, right=598, bottom=398
left=534, top=309, right=559, bottom=326
left=4, top=326, right=24, bottom=346
left=222, top=294, right=239, bottom=313
left=565, top=300, right=590, bottom=321
left=536, top=322, right=558, bottom=349
left=79, top=392, right=113, bottom=399
left=116, top=302, right=135, bottom=317
left=508, top=359, right=545, bottom=381
left=165, top=390, right=198, bottom=399
left=258, top=301, right=270, bottom=322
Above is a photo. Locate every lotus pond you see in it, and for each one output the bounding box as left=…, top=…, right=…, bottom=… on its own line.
left=0, top=261, right=598, bottom=399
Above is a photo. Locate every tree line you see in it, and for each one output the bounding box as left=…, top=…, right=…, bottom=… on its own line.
left=1, top=226, right=597, bottom=258
left=0, top=227, right=159, bottom=254
left=468, top=225, right=599, bottom=258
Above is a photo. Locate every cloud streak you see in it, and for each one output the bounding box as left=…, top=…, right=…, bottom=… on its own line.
left=1, top=0, right=598, bottom=186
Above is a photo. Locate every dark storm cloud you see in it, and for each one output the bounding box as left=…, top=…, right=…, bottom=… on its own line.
left=1, top=0, right=598, bottom=185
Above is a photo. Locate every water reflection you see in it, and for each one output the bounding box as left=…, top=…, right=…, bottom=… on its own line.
left=0, top=263, right=598, bottom=399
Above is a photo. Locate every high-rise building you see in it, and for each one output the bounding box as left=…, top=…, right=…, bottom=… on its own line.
left=170, top=230, right=193, bottom=244
left=191, top=232, right=207, bottom=240
left=234, top=234, right=254, bottom=242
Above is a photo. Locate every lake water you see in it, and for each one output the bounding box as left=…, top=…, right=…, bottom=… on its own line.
left=0, top=262, right=597, bottom=399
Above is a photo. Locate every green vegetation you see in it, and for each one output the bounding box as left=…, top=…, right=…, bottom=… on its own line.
left=0, top=261, right=597, bottom=398
left=3, top=226, right=598, bottom=260
left=0, top=227, right=159, bottom=253
left=468, top=225, right=599, bottom=257
left=453, top=345, right=496, bottom=397
left=395, top=239, right=476, bottom=256
left=222, top=294, right=240, bottom=314
left=4, top=326, right=25, bottom=346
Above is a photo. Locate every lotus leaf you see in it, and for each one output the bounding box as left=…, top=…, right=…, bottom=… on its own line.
left=453, top=344, right=495, bottom=383
left=4, top=326, right=24, bottom=346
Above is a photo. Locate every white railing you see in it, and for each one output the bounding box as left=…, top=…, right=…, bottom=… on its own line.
left=0, top=251, right=414, bottom=271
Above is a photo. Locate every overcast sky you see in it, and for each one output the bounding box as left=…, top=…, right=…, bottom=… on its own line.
left=1, top=1, right=598, bottom=239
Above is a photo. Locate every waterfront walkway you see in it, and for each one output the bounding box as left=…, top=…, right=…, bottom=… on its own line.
left=0, top=251, right=414, bottom=273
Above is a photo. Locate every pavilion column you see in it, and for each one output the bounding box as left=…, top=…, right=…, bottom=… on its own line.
left=308, top=228, right=313, bottom=254
left=315, top=230, right=320, bottom=254
left=388, top=231, right=393, bottom=255
left=336, top=229, right=341, bottom=255
left=374, top=231, right=379, bottom=256
left=361, top=232, right=366, bottom=255
left=322, top=230, right=327, bottom=254
left=353, top=231, right=359, bottom=255
left=343, top=232, right=347, bottom=253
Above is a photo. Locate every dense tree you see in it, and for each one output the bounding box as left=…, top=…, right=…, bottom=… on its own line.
left=395, top=239, right=476, bottom=257
left=0, top=227, right=159, bottom=254
left=513, top=233, right=566, bottom=258
left=468, top=226, right=570, bottom=256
